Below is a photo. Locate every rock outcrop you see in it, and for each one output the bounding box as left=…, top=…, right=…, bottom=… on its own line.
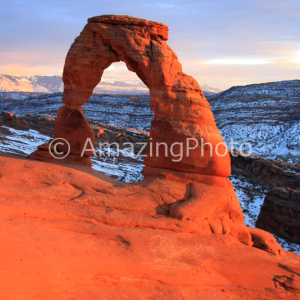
left=0, top=111, right=55, bottom=135
left=28, top=15, right=284, bottom=250
left=230, top=149, right=300, bottom=243
left=230, top=149, right=300, bottom=191
left=0, top=156, right=300, bottom=299
left=257, top=188, right=300, bottom=244
left=4, top=110, right=298, bottom=247
left=0, top=111, right=30, bottom=131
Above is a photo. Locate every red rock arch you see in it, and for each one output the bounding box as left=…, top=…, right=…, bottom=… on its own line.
left=28, top=15, right=286, bottom=249
left=54, top=15, right=230, bottom=177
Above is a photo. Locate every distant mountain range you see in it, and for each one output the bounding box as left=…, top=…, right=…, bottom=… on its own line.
left=0, top=75, right=50, bottom=93
left=0, top=74, right=220, bottom=96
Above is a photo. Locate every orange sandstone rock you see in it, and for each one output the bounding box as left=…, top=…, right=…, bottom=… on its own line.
left=54, top=105, right=95, bottom=156
left=0, top=155, right=300, bottom=299
left=28, top=15, right=282, bottom=249
left=58, top=14, right=230, bottom=176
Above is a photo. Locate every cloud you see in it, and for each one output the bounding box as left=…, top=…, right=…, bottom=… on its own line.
left=202, top=57, right=274, bottom=66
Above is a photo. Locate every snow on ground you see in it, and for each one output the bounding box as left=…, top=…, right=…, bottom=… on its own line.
left=229, top=174, right=266, bottom=228
left=0, top=125, right=299, bottom=253
left=220, top=122, right=300, bottom=164
left=0, top=126, right=145, bottom=184
left=0, top=126, right=50, bottom=155
left=91, top=146, right=144, bottom=183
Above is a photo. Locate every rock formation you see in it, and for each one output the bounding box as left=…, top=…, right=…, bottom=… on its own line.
left=230, top=149, right=300, bottom=243
left=257, top=188, right=300, bottom=244
left=32, top=15, right=229, bottom=174
left=29, top=15, right=285, bottom=250
left=230, top=149, right=300, bottom=191
left=1, top=155, right=300, bottom=299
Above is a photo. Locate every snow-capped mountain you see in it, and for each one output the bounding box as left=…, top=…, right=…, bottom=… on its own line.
left=0, top=74, right=219, bottom=96
left=0, top=75, right=48, bottom=93
left=200, top=84, right=222, bottom=96
left=29, top=75, right=64, bottom=93
left=94, top=80, right=149, bottom=94
left=29, top=75, right=149, bottom=94
left=0, top=74, right=149, bottom=95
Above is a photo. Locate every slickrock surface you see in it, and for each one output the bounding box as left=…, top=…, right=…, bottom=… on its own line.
left=0, top=155, right=300, bottom=299
left=3, top=111, right=299, bottom=247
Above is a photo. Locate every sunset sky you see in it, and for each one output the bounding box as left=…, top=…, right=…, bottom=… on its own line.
left=1, top=0, right=299, bottom=90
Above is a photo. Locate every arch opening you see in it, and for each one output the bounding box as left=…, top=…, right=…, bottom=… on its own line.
left=91, top=61, right=149, bottom=96
left=81, top=61, right=153, bottom=183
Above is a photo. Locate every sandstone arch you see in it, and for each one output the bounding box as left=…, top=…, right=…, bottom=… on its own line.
left=29, top=15, right=283, bottom=249
left=54, top=14, right=230, bottom=176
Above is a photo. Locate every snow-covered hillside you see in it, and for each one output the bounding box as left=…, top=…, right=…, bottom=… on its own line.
left=0, top=75, right=48, bottom=93
left=29, top=75, right=64, bottom=93
left=208, top=80, right=300, bottom=163
left=1, top=79, right=299, bottom=163
left=0, top=93, right=154, bottom=131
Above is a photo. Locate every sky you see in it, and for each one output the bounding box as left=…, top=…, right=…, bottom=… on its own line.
left=0, top=0, right=299, bottom=90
